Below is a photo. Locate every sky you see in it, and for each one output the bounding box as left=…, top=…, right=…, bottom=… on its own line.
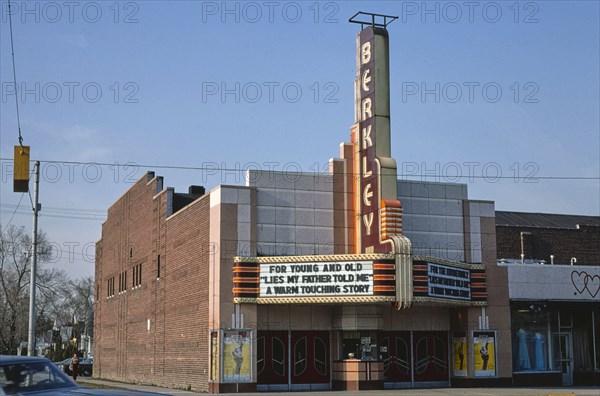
left=0, top=0, right=599, bottom=279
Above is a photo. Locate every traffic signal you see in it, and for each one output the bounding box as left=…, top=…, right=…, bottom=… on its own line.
left=14, top=145, right=30, bottom=192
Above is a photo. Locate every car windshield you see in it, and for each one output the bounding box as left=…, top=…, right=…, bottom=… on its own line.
left=1, top=360, right=76, bottom=395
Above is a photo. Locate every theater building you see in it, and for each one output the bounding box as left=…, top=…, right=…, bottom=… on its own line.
left=94, top=15, right=512, bottom=392
left=496, top=212, right=600, bottom=386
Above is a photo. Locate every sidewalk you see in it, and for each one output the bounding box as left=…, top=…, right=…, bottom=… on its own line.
left=77, top=378, right=600, bottom=396
left=78, top=377, right=201, bottom=395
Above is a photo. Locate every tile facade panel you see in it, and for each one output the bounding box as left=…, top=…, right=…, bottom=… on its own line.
left=447, top=217, right=464, bottom=233
left=429, top=216, right=447, bottom=232
left=257, top=206, right=276, bottom=224
left=314, top=209, right=334, bottom=227
left=295, top=208, right=315, bottom=226
left=275, top=207, right=295, bottom=225
left=275, top=225, right=295, bottom=243
left=295, top=226, right=316, bottom=244
left=446, top=184, right=468, bottom=200
left=276, top=189, right=295, bottom=207
left=445, top=200, right=463, bottom=216
left=256, top=188, right=276, bottom=206
left=295, top=190, right=315, bottom=208
left=428, top=200, right=447, bottom=215
left=397, top=180, right=411, bottom=196
left=410, top=181, right=429, bottom=198
left=237, top=203, right=251, bottom=221
left=314, top=191, right=334, bottom=209
left=257, top=224, right=275, bottom=243
left=428, top=183, right=446, bottom=198
left=411, top=198, right=429, bottom=215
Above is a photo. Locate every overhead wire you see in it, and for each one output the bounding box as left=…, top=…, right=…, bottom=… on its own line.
left=0, top=158, right=597, bottom=181
left=1, top=193, right=25, bottom=232
left=7, top=0, right=24, bottom=146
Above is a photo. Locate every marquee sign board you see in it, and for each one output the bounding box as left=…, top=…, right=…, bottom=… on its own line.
left=233, top=254, right=397, bottom=304
left=427, top=262, right=471, bottom=301
left=413, top=258, right=487, bottom=305
left=259, top=261, right=373, bottom=298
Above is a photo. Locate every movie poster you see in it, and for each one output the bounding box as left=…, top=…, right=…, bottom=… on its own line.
left=222, top=331, right=251, bottom=382
left=473, top=331, right=496, bottom=377
left=452, top=336, right=467, bottom=377
left=210, top=331, right=219, bottom=382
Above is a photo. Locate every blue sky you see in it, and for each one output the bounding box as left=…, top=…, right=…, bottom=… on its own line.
left=1, top=1, right=599, bottom=278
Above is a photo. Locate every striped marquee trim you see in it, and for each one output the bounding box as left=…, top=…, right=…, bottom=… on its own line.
left=381, top=200, right=403, bottom=238
left=413, top=296, right=487, bottom=306
left=234, top=296, right=397, bottom=304
left=235, top=253, right=395, bottom=264
left=413, top=256, right=485, bottom=270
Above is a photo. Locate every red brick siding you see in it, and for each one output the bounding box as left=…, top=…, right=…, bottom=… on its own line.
left=496, top=225, right=600, bottom=265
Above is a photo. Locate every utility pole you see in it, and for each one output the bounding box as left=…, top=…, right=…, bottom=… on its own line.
left=27, top=161, right=40, bottom=356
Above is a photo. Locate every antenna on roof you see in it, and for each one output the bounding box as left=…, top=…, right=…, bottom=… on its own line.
left=348, top=11, right=398, bottom=29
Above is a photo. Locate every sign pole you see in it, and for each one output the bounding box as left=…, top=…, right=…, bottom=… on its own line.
left=27, top=161, right=40, bottom=356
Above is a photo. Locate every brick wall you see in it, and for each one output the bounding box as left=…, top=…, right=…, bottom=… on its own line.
left=163, top=194, right=210, bottom=391
left=94, top=173, right=211, bottom=392
left=496, top=225, right=600, bottom=265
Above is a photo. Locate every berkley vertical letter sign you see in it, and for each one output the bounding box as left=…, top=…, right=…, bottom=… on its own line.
left=353, top=26, right=399, bottom=254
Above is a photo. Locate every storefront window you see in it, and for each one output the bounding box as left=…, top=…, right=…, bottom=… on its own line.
left=595, top=310, right=600, bottom=371
left=511, top=303, right=555, bottom=372
left=340, top=331, right=377, bottom=360
left=573, top=311, right=594, bottom=371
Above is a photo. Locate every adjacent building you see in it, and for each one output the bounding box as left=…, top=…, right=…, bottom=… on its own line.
left=496, top=212, right=600, bottom=386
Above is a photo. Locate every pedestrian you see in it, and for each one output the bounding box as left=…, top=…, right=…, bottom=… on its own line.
left=69, top=353, right=80, bottom=381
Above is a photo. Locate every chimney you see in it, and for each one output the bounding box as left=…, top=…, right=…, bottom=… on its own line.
left=188, top=185, right=205, bottom=195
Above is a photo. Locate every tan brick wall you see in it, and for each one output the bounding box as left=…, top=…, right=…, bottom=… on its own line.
left=94, top=173, right=211, bottom=392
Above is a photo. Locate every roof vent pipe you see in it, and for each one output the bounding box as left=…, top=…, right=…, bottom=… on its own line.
left=570, top=257, right=577, bottom=265
left=550, top=255, right=554, bottom=265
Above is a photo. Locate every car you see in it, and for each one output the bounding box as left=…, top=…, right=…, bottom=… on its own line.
left=60, top=357, right=93, bottom=377
left=0, top=356, right=169, bottom=395
left=53, top=358, right=71, bottom=367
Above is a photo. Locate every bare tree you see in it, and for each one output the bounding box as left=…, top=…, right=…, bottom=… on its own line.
left=0, top=225, right=64, bottom=354
left=60, top=276, right=94, bottom=338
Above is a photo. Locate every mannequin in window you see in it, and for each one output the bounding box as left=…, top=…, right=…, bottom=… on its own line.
left=533, top=332, right=545, bottom=370
left=517, top=328, right=531, bottom=370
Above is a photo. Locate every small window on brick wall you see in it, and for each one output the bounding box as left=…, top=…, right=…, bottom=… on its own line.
left=157, top=255, right=161, bottom=279
left=118, top=271, right=127, bottom=293
left=107, top=277, right=115, bottom=298
left=132, top=263, right=142, bottom=288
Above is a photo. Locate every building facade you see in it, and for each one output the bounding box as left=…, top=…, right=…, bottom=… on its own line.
left=94, top=20, right=512, bottom=392
left=496, top=212, right=600, bottom=386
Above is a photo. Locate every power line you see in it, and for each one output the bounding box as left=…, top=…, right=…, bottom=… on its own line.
left=7, top=0, right=24, bottom=146
left=1, top=203, right=105, bottom=215
left=0, top=208, right=106, bottom=222
left=0, top=158, right=597, bottom=181
left=1, top=193, right=25, bottom=232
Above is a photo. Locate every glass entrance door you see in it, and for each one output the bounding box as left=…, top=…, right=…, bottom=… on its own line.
left=552, top=332, right=573, bottom=386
